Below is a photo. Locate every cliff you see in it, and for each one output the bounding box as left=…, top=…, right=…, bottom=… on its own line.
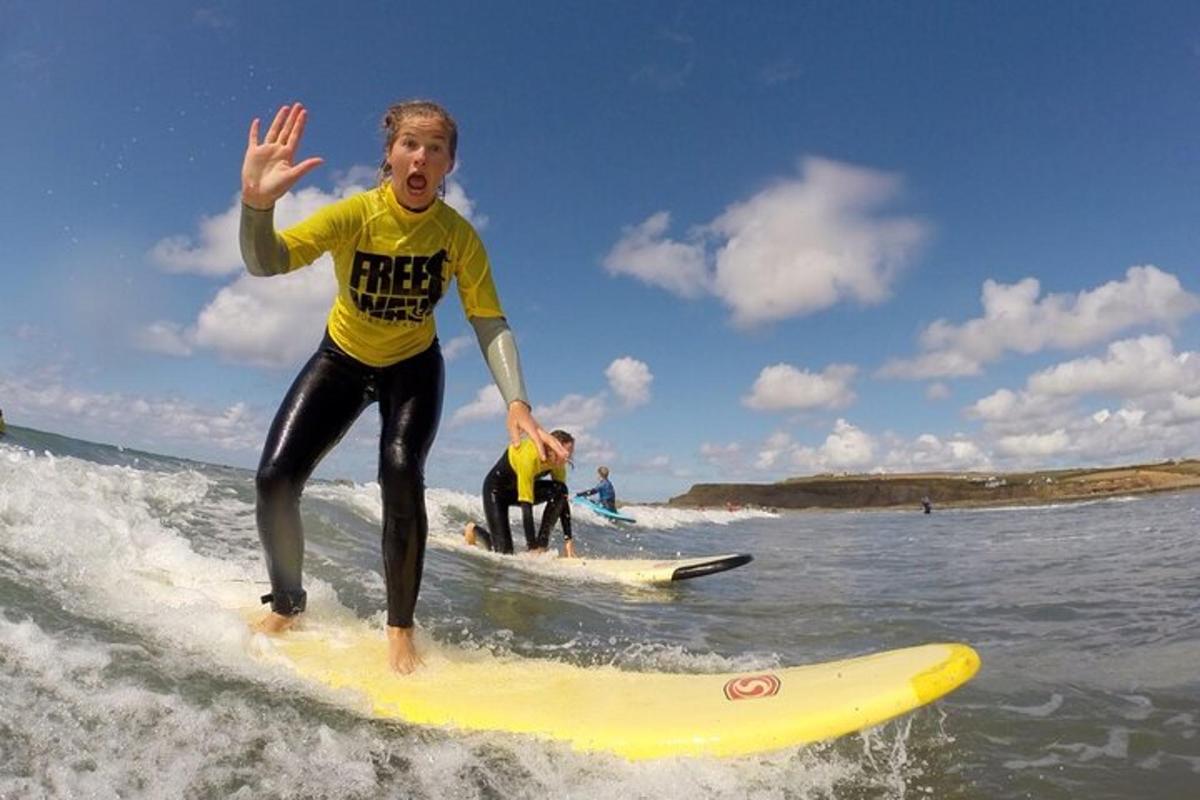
left=667, top=460, right=1200, bottom=510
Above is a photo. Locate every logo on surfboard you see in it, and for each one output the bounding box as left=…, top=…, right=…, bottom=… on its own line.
left=723, top=674, right=781, bottom=701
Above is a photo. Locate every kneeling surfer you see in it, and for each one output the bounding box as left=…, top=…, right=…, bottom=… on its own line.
left=464, top=430, right=578, bottom=558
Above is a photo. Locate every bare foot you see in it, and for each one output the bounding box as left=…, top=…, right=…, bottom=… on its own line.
left=251, top=610, right=298, bottom=634
left=387, top=625, right=424, bottom=674
left=463, top=522, right=477, bottom=546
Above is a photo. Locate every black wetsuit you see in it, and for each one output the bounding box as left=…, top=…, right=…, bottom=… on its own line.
left=473, top=449, right=572, bottom=554
left=256, top=331, right=443, bottom=626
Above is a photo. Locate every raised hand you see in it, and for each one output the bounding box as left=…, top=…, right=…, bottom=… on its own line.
left=241, top=103, right=324, bottom=209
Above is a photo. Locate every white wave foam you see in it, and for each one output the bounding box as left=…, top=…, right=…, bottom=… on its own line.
left=999, top=693, right=1064, bottom=718
left=1048, top=727, right=1131, bottom=762
left=947, top=495, right=1142, bottom=514
left=305, top=480, right=777, bottom=533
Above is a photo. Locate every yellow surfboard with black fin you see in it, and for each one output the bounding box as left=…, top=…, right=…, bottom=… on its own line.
left=262, top=622, right=980, bottom=760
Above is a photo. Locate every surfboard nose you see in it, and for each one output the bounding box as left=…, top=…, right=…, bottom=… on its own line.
left=911, top=643, right=981, bottom=704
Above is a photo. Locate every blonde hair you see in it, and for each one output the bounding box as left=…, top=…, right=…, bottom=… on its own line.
left=598, top=466, right=609, bottom=479
left=379, top=100, right=458, bottom=181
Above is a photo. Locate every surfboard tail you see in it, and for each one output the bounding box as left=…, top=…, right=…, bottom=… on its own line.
left=670, top=553, right=753, bottom=581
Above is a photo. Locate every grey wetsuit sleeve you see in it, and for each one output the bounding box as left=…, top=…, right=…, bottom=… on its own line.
left=239, top=203, right=291, bottom=277
left=469, top=316, right=530, bottom=408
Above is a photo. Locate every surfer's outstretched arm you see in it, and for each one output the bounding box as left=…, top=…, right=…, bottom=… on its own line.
left=469, top=315, right=565, bottom=464
left=239, top=103, right=324, bottom=277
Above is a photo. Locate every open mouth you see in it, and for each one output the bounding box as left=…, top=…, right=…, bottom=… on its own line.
left=406, top=174, right=428, bottom=193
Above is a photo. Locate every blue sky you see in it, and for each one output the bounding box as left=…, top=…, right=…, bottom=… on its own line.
left=3, top=1, right=1200, bottom=501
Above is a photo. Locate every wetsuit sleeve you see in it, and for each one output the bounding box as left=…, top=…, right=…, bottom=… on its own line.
left=577, top=484, right=597, bottom=497
left=469, top=316, right=530, bottom=408
left=239, top=204, right=291, bottom=277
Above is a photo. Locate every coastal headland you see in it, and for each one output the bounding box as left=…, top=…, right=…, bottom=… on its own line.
left=667, top=459, right=1200, bottom=510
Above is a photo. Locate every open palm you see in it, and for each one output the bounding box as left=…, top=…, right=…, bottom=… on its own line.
left=241, top=103, right=324, bottom=209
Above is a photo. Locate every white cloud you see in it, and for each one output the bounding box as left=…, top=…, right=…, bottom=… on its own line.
left=570, top=430, right=618, bottom=466
left=449, top=384, right=505, bottom=427
left=700, top=441, right=743, bottom=469
left=452, top=362, right=633, bottom=462
left=603, top=157, right=927, bottom=327
left=966, top=388, right=1078, bottom=439
left=443, top=176, right=488, bottom=229
left=442, top=334, right=475, bottom=362
left=148, top=201, right=242, bottom=275
left=749, top=424, right=985, bottom=477
left=880, top=266, right=1200, bottom=379
left=533, top=393, right=608, bottom=433
left=602, top=212, right=710, bottom=298
left=955, top=335, right=1200, bottom=468
left=642, top=454, right=671, bottom=470
left=819, top=419, right=875, bottom=468
left=968, top=388, right=1019, bottom=422
left=967, top=336, right=1200, bottom=440
left=880, top=433, right=990, bottom=472
left=527, top=390, right=618, bottom=464
left=709, top=158, right=927, bottom=327
left=606, top=357, right=653, bottom=407
left=753, top=419, right=876, bottom=474
left=1027, top=335, right=1200, bottom=398
left=754, top=430, right=794, bottom=470
left=135, top=321, right=193, bottom=357
left=925, top=382, right=951, bottom=401
left=743, top=363, right=857, bottom=411
left=0, top=373, right=263, bottom=453
left=994, top=429, right=1071, bottom=459
left=709, top=393, right=1200, bottom=480
left=1166, top=392, right=1200, bottom=423
left=190, top=267, right=337, bottom=368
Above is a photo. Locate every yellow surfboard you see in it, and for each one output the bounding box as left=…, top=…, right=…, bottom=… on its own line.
left=262, top=624, right=980, bottom=760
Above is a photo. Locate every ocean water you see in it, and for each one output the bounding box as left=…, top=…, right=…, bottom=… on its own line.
left=1, top=425, right=1197, bottom=799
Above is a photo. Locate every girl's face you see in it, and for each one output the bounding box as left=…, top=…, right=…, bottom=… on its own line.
left=548, top=441, right=575, bottom=467
left=386, top=115, right=454, bottom=211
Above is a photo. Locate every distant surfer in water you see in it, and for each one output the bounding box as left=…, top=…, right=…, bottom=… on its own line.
left=239, top=101, right=566, bottom=674
left=464, top=430, right=578, bottom=558
left=921, top=495, right=933, bottom=514
left=575, top=465, right=617, bottom=512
